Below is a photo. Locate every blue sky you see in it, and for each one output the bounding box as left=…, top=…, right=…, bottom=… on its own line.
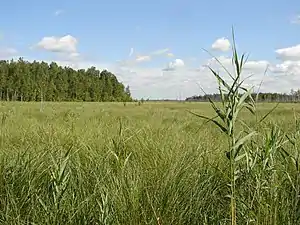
left=1, top=0, right=300, bottom=99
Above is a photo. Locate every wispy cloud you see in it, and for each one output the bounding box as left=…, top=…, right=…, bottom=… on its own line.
left=122, top=47, right=173, bottom=66
left=150, top=48, right=175, bottom=57
left=136, top=55, right=151, bottom=62
left=54, top=9, right=64, bottom=16
left=128, top=47, right=134, bottom=57
left=0, top=47, right=18, bottom=59
left=151, top=48, right=170, bottom=55
left=290, top=14, right=300, bottom=24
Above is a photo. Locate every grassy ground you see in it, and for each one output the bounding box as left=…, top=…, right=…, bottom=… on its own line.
left=0, top=101, right=299, bottom=224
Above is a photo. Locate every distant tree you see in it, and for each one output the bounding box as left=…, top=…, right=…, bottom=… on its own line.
left=0, top=58, right=132, bottom=102
left=124, top=85, right=132, bottom=102
left=185, top=91, right=300, bottom=103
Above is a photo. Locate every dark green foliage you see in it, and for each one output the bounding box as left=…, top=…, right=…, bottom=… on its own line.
left=0, top=58, right=132, bottom=102
left=186, top=91, right=300, bottom=103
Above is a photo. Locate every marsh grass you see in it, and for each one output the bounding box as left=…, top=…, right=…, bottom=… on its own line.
left=0, top=39, right=300, bottom=224
left=0, top=100, right=299, bottom=224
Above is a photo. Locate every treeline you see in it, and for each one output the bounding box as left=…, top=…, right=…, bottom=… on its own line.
left=0, top=58, right=132, bottom=102
left=186, top=91, right=300, bottom=103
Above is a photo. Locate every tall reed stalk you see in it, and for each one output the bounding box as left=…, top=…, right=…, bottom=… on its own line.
left=189, top=29, right=257, bottom=225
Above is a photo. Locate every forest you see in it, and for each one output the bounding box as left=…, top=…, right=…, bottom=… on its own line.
left=186, top=90, right=300, bottom=102
left=0, top=58, right=132, bottom=102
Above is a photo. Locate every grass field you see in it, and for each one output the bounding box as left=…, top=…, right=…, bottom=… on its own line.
left=0, top=101, right=300, bottom=224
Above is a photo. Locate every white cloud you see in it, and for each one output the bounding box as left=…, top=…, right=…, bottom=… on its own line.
left=171, top=58, right=185, bottom=67
left=34, top=35, right=80, bottom=63
left=119, top=47, right=172, bottom=66
left=271, top=42, right=300, bottom=85
left=212, top=37, right=231, bottom=52
left=163, top=58, right=185, bottom=71
left=203, top=56, right=270, bottom=73
left=136, top=55, right=151, bottom=62
left=36, top=35, right=78, bottom=53
left=200, top=56, right=268, bottom=87
left=204, top=56, right=231, bottom=68
left=270, top=60, right=300, bottom=75
left=128, top=47, right=134, bottom=57
left=275, top=44, right=300, bottom=61
left=243, top=60, right=270, bottom=71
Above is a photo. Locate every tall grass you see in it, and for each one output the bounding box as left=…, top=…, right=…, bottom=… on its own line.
left=189, top=30, right=300, bottom=224
left=0, top=38, right=300, bottom=224
left=189, top=30, right=259, bottom=225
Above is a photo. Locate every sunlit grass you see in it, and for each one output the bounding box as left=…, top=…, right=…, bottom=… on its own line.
left=0, top=101, right=299, bottom=224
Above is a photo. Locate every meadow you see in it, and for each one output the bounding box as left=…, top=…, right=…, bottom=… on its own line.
left=0, top=101, right=299, bottom=224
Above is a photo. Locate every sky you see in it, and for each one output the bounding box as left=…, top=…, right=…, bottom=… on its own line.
left=1, top=0, right=300, bottom=99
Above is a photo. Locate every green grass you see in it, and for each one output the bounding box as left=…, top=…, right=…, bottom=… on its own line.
left=0, top=101, right=299, bottom=224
